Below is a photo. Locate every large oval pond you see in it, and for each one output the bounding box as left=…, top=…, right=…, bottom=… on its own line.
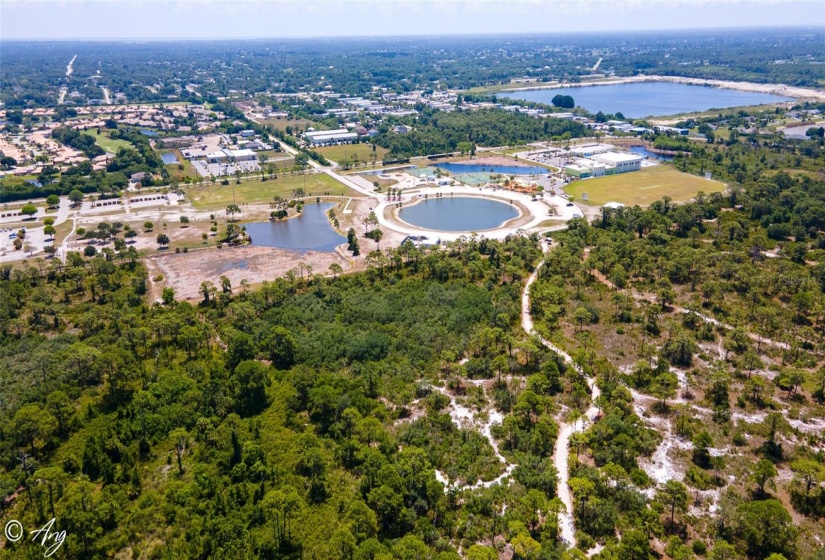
left=500, top=82, right=792, bottom=118
left=245, top=202, right=345, bottom=252
left=435, top=162, right=547, bottom=175
left=399, top=197, right=519, bottom=232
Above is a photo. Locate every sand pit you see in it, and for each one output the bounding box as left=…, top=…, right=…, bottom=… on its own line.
left=150, top=245, right=352, bottom=301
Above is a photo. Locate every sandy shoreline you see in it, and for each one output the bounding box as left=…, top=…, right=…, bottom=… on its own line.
left=501, top=74, right=825, bottom=101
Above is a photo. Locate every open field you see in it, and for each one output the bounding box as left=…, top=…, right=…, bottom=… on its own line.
left=184, top=173, right=360, bottom=210
left=90, top=130, right=133, bottom=153
left=262, top=117, right=322, bottom=132
left=150, top=245, right=352, bottom=301
left=565, top=165, right=726, bottom=207
left=536, top=219, right=568, bottom=228
left=317, top=143, right=387, bottom=165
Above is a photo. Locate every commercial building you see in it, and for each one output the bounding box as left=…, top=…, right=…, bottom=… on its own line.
left=564, top=152, right=642, bottom=178
left=567, top=143, right=614, bottom=157
left=206, top=148, right=258, bottom=163
left=564, top=159, right=605, bottom=179
left=590, top=152, right=643, bottom=173
left=304, top=128, right=358, bottom=146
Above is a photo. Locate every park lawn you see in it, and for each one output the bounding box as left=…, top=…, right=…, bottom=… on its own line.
left=90, top=130, right=133, bottom=153
left=185, top=174, right=361, bottom=210
left=536, top=219, right=568, bottom=228
left=317, top=143, right=387, bottom=165
left=52, top=219, right=75, bottom=246
left=565, top=165, right=725, bottom=207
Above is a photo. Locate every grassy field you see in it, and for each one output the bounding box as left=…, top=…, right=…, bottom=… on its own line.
left=263, top=117, right=321, bottom=132
left=536, top=219, right=569, bottom=228
left=565, top=165, right=726, bottom=207
left=52, top=219, right=75, bottom=246
left=90, top=130, right=133, bottom=153
left=185, top=174, right=360, bottom=210
left=317, top=143, right=387, bottom=165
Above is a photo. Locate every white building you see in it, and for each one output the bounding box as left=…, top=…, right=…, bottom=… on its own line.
left=206, top=148, right=258, bottom=163
left=567, top=143, right=614, bottom=157
left=564, top=151, right=642, bottom=178
left=590, top=152, right=643, bottom=173
left=304, top=128, right=358, bottom=146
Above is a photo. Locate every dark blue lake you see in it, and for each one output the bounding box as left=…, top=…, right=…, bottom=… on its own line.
left=435, top=162, right=547, bottom=175
left=500, top=82, right=792, bottom=118
left=245, top=203, right=345, bottom=252
left=399, top=197, right=518, bottom=232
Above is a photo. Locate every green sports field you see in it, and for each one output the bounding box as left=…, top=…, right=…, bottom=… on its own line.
left=565, top=165, right=725, bottom=207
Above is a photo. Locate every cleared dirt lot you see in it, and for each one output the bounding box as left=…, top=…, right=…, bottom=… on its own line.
left=150, top=245, right=353, bottom=302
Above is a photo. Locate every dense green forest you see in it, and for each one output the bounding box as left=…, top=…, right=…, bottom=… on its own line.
left=3, top=148, right=825, bottom=557
left=526, top=162, right=825, bottom=557
left=2, top=236, right=587, bottom=559
left=373, top=109, right=587, bottom=158
left=3, top=94, right=825, bottom=559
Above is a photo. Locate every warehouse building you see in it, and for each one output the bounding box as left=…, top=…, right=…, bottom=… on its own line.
left=304, top=128, right=358, bottom=146
left=206, top=148, right=258, bottom=163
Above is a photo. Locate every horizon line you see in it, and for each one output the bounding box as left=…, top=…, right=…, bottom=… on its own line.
left=2, top=24, right=824, bottom=43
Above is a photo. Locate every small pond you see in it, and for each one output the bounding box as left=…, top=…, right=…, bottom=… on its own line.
left=399, top=197, right=519, bottom=232
left=629, top=146, right=674, bottom=162
left=139, top=129, right=158, bottom=137
left=245, top=202, right=345, bottom=252
left=434, top=162, right=547, bottom=175
left=161, top=152, right=179, bottom=164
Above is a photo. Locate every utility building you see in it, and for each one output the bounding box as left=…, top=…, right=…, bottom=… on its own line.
left=304, top=128, right=358, bottom=146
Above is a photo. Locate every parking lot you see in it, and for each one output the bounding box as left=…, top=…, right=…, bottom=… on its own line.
left=191, top=159, right=261, bottom=178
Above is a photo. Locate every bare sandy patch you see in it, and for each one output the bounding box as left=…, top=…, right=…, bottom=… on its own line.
left=151, top=245, right=353, bottom=301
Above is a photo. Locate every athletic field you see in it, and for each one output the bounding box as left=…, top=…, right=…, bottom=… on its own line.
left=565, top=165, right=725, bottom=207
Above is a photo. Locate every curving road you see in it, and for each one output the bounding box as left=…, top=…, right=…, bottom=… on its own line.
left=522, top=241, right=601, bottom=548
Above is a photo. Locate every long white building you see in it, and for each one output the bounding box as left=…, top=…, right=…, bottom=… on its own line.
left=564, top=151, right=642, bottom=178
left=304, top=128, right=358, bottom=146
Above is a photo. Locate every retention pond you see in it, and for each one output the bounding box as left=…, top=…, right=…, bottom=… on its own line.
left=399, top=197, right=518, bottom=232
left=245, top=202, right=345, bottom=252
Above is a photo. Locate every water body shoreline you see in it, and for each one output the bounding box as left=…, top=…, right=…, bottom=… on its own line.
left=501, top=74, right=825, bottom=101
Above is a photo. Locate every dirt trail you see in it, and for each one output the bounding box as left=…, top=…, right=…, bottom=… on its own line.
left=585, top=255, right=789, bottom=351
left=430, top=385, right=517, bottom=490
left=523, top=242, right=601, bottom=547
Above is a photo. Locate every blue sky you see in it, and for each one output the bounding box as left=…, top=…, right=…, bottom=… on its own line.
left=1, top=0, right=823, bottom=40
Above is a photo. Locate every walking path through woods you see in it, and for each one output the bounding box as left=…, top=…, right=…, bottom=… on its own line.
left=583, top=249, right=790, bottom=351
left=522, top=241, right=601, bottom=548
